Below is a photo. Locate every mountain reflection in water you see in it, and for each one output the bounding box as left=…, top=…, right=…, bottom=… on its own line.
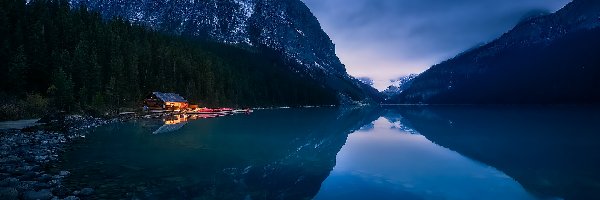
left=315, top=117, right=535, bottom=200
left=56, top=106, right=600, bottom=199
left=391, top=106, right=600, bottom=200
left=59, top=108, right=381, bottom=199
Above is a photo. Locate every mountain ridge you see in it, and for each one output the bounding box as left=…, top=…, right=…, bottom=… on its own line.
left=391, top=0, right=600, bottom=104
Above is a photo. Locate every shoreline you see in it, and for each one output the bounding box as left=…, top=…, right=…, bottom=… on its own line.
left=0, top=114, right=139, bottom=200
left=0, top=109, right=255, bottom=200
left=0, top=107, right=332, bottom=199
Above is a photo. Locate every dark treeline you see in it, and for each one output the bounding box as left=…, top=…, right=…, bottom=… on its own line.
left=0, top=0, right=338, bottom=120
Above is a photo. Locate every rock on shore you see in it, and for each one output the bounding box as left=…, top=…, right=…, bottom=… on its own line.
left=0, top=115, right=120, bottom=199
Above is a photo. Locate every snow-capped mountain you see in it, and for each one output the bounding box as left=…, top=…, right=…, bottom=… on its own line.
left=392, top=0, right=600, bottom=104
left=69, top=0, right=379, bottom=101
left=357, top=77, right=374, bottom=86
left=382, top=74, right=418, bottom=99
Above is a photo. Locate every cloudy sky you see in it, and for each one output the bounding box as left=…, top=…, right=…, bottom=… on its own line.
left=302, top=0, right=572, bottom=90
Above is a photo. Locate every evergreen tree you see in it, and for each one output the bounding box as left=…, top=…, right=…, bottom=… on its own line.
left=48, top=67, right=75, bottom=111
left=7, top=46, right=27, bottom=95
left=1, top=0, right=340, bottom=120
left=0, top=3, right=9, bottom=80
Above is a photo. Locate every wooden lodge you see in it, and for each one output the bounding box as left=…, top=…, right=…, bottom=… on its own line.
left=144, top=92, right=189, bottom=111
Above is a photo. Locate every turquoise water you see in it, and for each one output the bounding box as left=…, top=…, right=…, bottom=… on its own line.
left=58, top=106, right=600, bottom=199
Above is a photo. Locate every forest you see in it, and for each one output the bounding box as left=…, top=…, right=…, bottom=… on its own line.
left=0, top=0, right=339, bottom=120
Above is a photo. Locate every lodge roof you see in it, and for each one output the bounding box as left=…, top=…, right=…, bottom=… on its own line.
left=152, top=92, right=188, bottom=103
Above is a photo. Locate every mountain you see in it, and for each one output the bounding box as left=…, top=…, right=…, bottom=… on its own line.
left=0, top=0, right=360, bottom=120
left=68, top=0, right=380, bottom=103
left=382, top=74, right=418, bottom=100
left=357, top=77, right=374, bottom=86
left=391, top=0, right=600, bottom=104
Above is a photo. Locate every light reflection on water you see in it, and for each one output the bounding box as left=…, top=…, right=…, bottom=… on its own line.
left=56, top=106, right=600, bottom=199
left=315, top=117, right=535, bottom=200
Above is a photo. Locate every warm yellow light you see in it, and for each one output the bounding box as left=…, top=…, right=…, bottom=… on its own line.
left=164, top=115, right=188, bottom=125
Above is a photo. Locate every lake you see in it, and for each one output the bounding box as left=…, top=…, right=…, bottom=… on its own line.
left=56, top=106, right=600, bottom=199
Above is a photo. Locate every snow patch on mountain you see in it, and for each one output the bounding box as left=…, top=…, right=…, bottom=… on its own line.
left=383, top=74, right=418, bottom=99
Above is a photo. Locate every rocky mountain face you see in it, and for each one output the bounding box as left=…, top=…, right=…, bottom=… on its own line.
left=392, top=0, right=600, bottom=104
left=69, top=0, right=380, bottom=102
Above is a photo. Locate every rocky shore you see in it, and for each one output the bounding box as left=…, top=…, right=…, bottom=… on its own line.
left=0, top=115, right=127, bottom=200
left=0, top=110, right=249, bottom=199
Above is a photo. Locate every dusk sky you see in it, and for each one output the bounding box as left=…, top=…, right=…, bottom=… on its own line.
left=302, top=0, right=572, bottom=90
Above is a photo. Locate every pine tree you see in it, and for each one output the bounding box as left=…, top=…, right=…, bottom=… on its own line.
left=0, top=3, right=9, bottom=74
left=48, top=67, right=75, bottom=111
left=0, top=0, right=340, bottom=120
left=8, top=46, right=27, bottom=95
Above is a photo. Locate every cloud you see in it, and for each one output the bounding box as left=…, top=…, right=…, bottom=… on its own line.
left=302, top=0, right=571, bottom=90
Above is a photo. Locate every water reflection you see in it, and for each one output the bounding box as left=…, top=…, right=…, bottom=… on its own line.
left=314, top=117, right=535, bottom=200
left=153, top=115, right=189, bottom=134
left=152, top=113, right=230, bottom=134
left=59, top=108, right=381, bottom=199
left=56, top=106, right=600, bottom=199
left=393, top=106, right=600, bottom=200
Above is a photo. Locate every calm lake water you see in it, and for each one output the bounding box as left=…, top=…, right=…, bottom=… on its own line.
left=56, top=106, right=600, bottom=199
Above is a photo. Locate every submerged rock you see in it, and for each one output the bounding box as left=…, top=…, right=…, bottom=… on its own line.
left=79, top=187, right=94, bottom=196
left=0, top=187, right=19, bottom=200
left=63, top=196, right=80, bottom=200
left=50, top=185, right=71, bottom=197
left=0, top=114, right=132, bottom=199
left=0, top=178, right=19, bottom=187
left=58, top=171, right=70, bottom=177
left=23, top=189, right=53, bottom=200
left=15, top=181, right=35, bottom=191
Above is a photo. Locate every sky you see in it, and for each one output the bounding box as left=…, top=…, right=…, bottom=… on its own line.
left=301, top=0, right=572, bottom=90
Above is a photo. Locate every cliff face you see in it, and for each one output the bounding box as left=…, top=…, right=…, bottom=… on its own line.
left=393, top=0, right=600, bottom=104
left=69, top=0, right=380, bottom=101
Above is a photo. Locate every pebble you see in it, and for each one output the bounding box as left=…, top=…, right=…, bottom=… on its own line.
left=63, top=196, right=80, bottom=200
left=1, top=115, right=120, bottom=199
left=15, top=181, right=34, bottom=191
left=58, top=171, right=70, bottom=177
left=48, top=179, right=61, bottom=186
